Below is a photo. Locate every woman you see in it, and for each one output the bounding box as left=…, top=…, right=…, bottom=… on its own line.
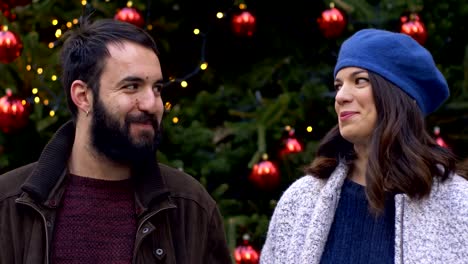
left=260, top=29, right=468, bottom=264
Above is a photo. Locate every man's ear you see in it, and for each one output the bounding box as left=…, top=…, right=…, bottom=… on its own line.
left=70, top=80, right=93, bottom=116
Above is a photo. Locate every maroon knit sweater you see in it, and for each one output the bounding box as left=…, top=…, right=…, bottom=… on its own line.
left=51, top=174, right=137, bottom=264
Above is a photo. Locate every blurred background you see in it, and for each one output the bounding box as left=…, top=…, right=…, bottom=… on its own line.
left=0, top=0, right=467, bottom=262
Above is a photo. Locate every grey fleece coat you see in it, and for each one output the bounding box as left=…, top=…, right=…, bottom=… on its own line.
left=260, top=163, right=468, bottom=264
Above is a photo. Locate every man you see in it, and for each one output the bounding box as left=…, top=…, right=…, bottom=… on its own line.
left=0, top=16, right=231, bottom=264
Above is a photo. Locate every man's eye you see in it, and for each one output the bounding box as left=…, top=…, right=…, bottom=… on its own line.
left=153, top=84, right=163, bottom=93
left=124, top=84, right=139, bottom=90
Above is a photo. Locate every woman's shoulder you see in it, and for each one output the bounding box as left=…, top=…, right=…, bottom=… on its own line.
left=431, top=173, right=468, bottom=209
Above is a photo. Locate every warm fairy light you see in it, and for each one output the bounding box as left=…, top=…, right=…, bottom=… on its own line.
left=216, top=12, right=224, bottom=19
left=49, top=110, right=55, bottom=117
left=165, top=102, right=172, bottom=110
left=239, top=3, right=247, bottom=9
left=51, top=75, right=57, bottom=81
left=66, top=22, right=73, bottom=28
left=37, top=68, right=43, bottom=74
left=32, top=88, right=38, bottom=94
left=285, top=125, right=291, bottom=131
left=147, top=24, right=153, bottom=30
left=21, top=100, right=26, bottom=105
left=73, top=18, right=79, bottom=24
left=169, top=76, right=176, bottom=82
left=81, top=0, right=87, bottom=6
left=126, top=1, right=133, bottom=7
left=48, top=42, right=54, bottom=48
left=330, top=2, right=335, bottom=8
left=307, top=126, right=313, bottom=132
left=55, top=29, right=62, bottom=38
left=26, top=65, right=31, bottom=71
left=2, top=25, right=8, bottom=31
left=172, top=117, right=179, bottom=124
left=43, top=99, right=49, bottom=105
left=52, top=19, right=58, bottom=26
left=200, top=62, right=208, bottom=70
left=193, top=28, right=200, bottom=35
left=34, top=97, right=40, bottom=103
left=180, top=81, right=188, bottom=88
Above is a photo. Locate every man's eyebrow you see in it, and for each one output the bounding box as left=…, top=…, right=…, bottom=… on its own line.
left=116, top=76, right=145, bottom=87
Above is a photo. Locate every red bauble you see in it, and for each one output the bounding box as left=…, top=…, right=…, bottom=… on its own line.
left=317, top=7, right=346, bottom=38
left=234, top=235, right=260, bottom=264
left=400, top=14, right=427, bottom=45
left=0, top=29, right=23, bottom=63
left=433, top=126, right=448, bottom=148
left=249, top=157, right=280, bottom=190
left=281, top=128, right=303, bottom=155
left=231, top=11, right=256, bottom=37
left=114, top=7, right=145, bottom=28
left=0, top=89, right=30, bottom=133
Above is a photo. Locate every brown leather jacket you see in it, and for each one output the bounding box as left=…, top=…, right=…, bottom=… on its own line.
left=0, top=121, right=232, bottom=264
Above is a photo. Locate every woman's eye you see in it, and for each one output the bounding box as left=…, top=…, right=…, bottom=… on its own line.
left=334, top=83, right=342, bottom=91
left=355, top=77, right=369, bottom=85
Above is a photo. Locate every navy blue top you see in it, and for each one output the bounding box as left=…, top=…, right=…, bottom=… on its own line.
left=320, top=179, right=395, bottom=264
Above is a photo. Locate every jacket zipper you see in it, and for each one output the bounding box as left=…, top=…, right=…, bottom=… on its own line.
left=16, top=200, right=50, bottom=264
left=399, top=197, right=405, bottom=264
left=132, top=205, right=176, bottom=263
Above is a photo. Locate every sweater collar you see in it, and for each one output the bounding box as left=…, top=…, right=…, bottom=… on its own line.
left=21, top=120, right=169, bottom=209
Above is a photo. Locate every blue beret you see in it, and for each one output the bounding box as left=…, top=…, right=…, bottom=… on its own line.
left=334, top=29, right=449, bottom=115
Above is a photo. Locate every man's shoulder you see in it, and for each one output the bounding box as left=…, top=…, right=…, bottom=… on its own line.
left=0, top=162, right=37, bottom=201
left=158, top=163, right=216, bottom=212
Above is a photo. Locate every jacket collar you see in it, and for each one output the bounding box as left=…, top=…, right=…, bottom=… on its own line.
left=20, top=120, right=170, bottom=210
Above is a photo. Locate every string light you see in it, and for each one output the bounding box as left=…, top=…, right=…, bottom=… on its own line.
left=48, top=42, right=54, bottom=48
left=34, top=97, right=40, bottom=103
left=172, top=117, right=179, bottom=124
left=239, top=3, right=247, bottom=9
left=307, top=126, right=313, bottom=133
left=26, top=65, right=31, bottom=71
left=180, top=81, right=188, bottom=88
left=37, top=68, right=43, bottom=74
left=126, top=1, right=133, bottom=7
left=32, top=88, right=38, bottom=94
left=51, top=75, right=57, bottom=81
left=52, top=19, right=58, bottom=26
left=216, top=12, right=224, bottom=19
left=72, top=18, right=78, bottom=24
left=43, top=99, right=49, bottom=106
left=21, top=100, right=26, bottom=105
left=49, top=110, right=55, bottom=117
left=147, top=24, right=153, bottom=30
left=81, top=0, right=87, bottom=6
left=165, top=102, right=172, bottom=110
left=55, top=29, right=62, bottom=38
left=200, top=62, right=208, bottom=70
left=193, top=28, right=200, bottom=35
left=66, top=22, right=73, bottom=28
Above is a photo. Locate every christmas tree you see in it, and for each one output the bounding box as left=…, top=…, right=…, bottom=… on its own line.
left=1, top=0, right=467, bottom=261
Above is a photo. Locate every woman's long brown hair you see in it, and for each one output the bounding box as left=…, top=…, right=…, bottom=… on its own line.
left=305, top=72, right=461, bottom=214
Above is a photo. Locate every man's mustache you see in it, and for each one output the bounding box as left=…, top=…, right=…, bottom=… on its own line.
left=126, top=113, right=159, bottom=129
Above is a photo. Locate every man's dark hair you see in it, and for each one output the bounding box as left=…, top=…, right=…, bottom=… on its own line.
left=60, top=15, right=159, bottom=120
left=305, top=72, right=462, bottom=214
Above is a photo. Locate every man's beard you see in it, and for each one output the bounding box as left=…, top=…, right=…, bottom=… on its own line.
left=90, top=96, right=161, bottom=166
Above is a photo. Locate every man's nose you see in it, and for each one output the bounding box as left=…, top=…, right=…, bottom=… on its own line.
left=136, top=87, right=160, bottom=113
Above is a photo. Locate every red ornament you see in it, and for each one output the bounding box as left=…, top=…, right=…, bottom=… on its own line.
left=231, top=11, right=256, bottom=37
left=317, top=7, right=346, bottom=38
left=249, top=154, right=280, bottom=190
left=114, top=7, right=145, bottom=28
left=0, top=28, right=23, bottom=63
left=433, top=126, right=448, bottom=148
left=280, top=127, right=303, bottom=155
left=234, top=234, right=260, bottom=264
left=0, top=89, right=30, bottom=133
left=400, top=13, right=427, bottom=45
